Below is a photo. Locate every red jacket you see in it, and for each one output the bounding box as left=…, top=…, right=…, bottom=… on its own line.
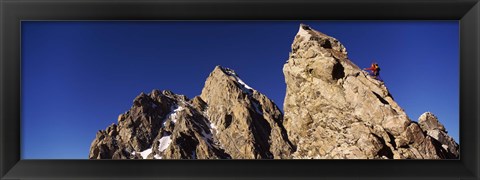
left=365, top=64, right=378, bottom=72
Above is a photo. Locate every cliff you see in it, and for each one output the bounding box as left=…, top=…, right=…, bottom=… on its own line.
left=282, top=24, right=459, bottom=159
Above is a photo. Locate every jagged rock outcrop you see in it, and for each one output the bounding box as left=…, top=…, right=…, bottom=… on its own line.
left=89, top=90, right=231, bottom=159
left=90, top=23, right=459, bottom=159
left=418, top=112, right=459, bottom=157
left=200, top=67, right=294, bottom=159
left=282, top=24, right=459, bottom=159
left=89, top=66, right=294, bottom=159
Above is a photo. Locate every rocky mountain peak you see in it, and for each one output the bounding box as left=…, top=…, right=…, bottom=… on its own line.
left=200, top=65, right=294, bottom=159
left=418, top=112, right=446, bottom=132
left=201, top=65, right=255, bottom=99
left=283, top=24, right=459, bottom=159
left=90, top=24, right=458, bottom=159
left=90, top=65, right=294, bottom=159
left=293, top=24, right=348, bottom=60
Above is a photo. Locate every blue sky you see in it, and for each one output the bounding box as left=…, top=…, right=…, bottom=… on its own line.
left=21, top=21, right=459, bottom=159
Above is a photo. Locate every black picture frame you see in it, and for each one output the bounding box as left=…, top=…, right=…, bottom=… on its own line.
left=1, top=0, right=479, bottom=179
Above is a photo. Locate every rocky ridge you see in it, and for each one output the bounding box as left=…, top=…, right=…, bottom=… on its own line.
left=89, top=66, right=294, bottom=159
left=89, top=24, right=459, bottom=159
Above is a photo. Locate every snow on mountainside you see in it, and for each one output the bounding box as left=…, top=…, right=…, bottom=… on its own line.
left=89, top=65, right=293, bottom=159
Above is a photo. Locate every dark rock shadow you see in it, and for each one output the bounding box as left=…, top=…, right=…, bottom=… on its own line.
left=332, top=59, right=345, bottom=80
left=372, top=91, right=389, bottom=105
left=371, top=133, right=394, bottom=159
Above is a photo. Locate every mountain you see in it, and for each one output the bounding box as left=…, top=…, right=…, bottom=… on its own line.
left=89, top=66, right=294, bottom=159
left=89, top=24, right=459, bottom=159
left=282, top=24, right=459, bottom=159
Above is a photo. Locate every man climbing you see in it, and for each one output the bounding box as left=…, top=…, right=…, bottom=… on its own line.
left=364, top=62, right=381, bottom=80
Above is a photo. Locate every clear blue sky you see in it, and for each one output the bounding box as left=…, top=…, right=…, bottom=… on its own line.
left=21, top=21, right=459, bottom=159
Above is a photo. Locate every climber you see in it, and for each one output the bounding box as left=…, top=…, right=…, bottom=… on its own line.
left=364, top=62, right=381, bottom=80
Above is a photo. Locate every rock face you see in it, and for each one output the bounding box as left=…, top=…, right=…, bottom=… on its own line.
left=89, top=24, right=459, bottom=159
left=418, top=112, right=459, bottom=157
left=200, top=67, right=294, bottom=159
left=282, top=24, right=459, bottom=159
left=89, top=66, right=294, bottom=159
left=89, top=90, right=230, bottom=159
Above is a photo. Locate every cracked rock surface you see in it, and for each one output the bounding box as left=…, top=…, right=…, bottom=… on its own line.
left=282, top=24, right=459, bottom=159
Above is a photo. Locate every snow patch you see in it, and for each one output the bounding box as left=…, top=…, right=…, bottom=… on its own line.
left=163, top=105, right=184, bottom=126
left=131, top=148, right=153, bottom=159
left=154, top=154, right=162, bottom=159
left=203, top=122, right=226, bottom=149
left=236, top=78, right=254, bottom=95
left=170, top=106, right=184, bottom=123
left=210, top=122, right=218, bottom=135
left=236, top=78, right=253, bottom=90
left=139, top=148, right=152, bottom=159
left=158, top=135, right=172, bottom=152
left=222, top=67, right=254, bottom=94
